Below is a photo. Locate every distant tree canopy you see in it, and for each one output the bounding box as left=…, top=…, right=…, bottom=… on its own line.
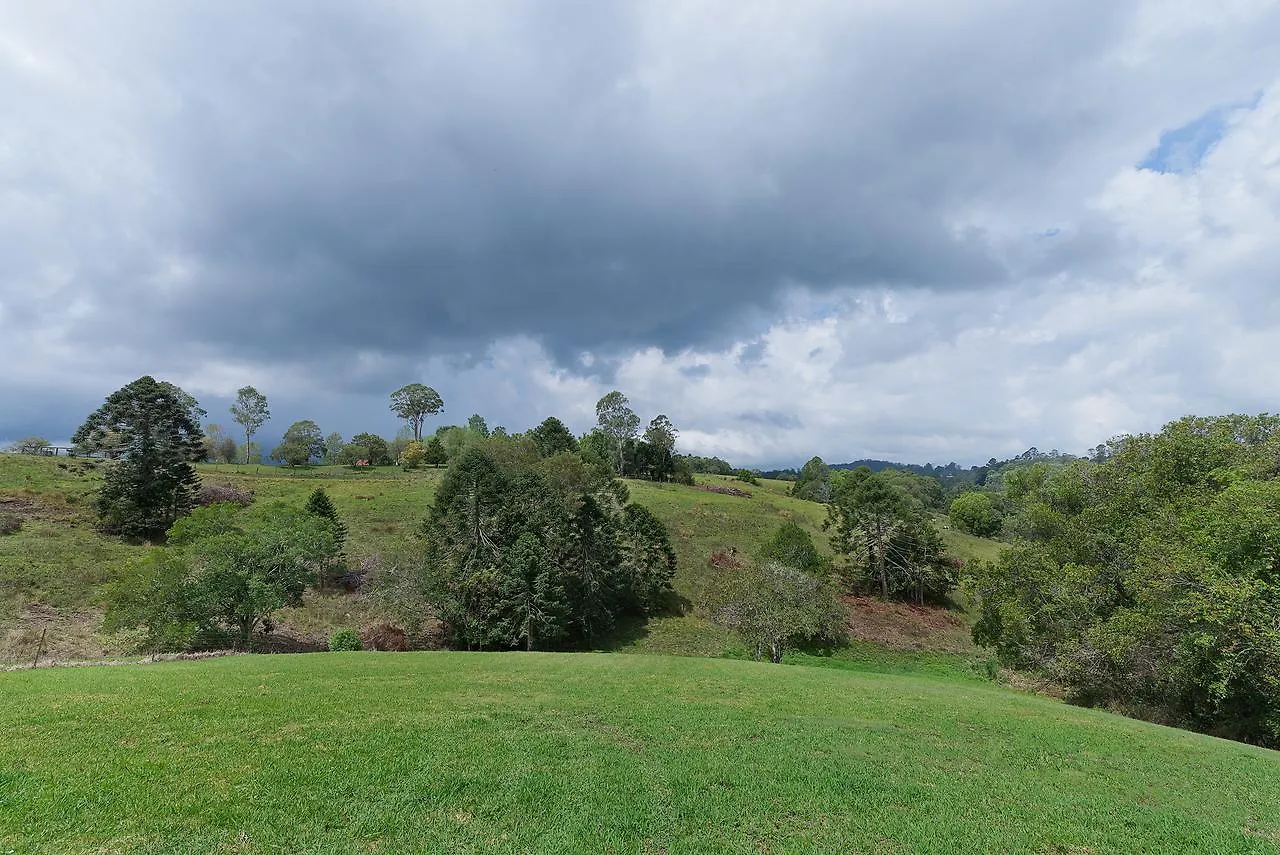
left=529, top=416, right=579, bottom=458
left=271, top=420, right=325, bottom=467
left=948, top=491, right=1000, bottom=537
left=389, top=383, right=444, bottom=442
left=970, top=414, right=1280, bottom=748
left=10, top=436, right=51, bottom=454
left=203, top=424, right=238, bottom=464
left=683, top=455, right=735, bottom=476
left=342, top=432, right=391, bottom=466
left=792, top=456, right=831, bottom=502
left=408, top=439, right=677, bottom=651
left=72, top=376, right=205, bottom=539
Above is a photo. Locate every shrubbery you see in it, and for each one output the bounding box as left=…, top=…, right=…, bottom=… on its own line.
left=328, top=629, right=362, bottom=651
left=0, top=514, right=21, bottom=536
left=970, top=415, right=1280, bottom=747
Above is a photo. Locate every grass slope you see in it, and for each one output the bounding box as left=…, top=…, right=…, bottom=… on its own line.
left=1, top=653, right=1277, bottom=854
left=1, top=456, right=1004, bottom=662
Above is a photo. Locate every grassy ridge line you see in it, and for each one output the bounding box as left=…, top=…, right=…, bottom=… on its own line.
left=1, top=652, right=1277, bottom=854
left=1, top=456, right=1004, bottom=662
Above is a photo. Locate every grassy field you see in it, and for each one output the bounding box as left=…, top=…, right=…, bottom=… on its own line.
left=1, top=652, right=1277, bottom=854
left=1, top=455, right=1003, bottom=662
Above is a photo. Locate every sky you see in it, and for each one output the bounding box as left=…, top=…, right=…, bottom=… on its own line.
left=2, top=1, right=1279, bottom=468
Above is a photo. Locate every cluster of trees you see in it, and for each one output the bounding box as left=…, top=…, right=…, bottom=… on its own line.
left=970, top=415, right=1280, bottom=747
left=392, top=435, right=677, bottom=650
left=825, top=468, right=956, bottom=603
left=73, top=377, right=682, bottom=653
left=104, top=489, right=348, bottom=650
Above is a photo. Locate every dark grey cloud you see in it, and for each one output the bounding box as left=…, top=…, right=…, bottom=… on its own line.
left=4, top=1, right=1280, bottom=461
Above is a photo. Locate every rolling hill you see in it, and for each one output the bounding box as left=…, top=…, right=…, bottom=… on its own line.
left=0, top=454, right=996, bottom=663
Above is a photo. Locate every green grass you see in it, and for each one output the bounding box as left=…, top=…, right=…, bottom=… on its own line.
left=195, top=463, right=444, bottom=559
left=1, top=652, right=1277, bottom=854
left=2, top=456, right=1006, bottom=662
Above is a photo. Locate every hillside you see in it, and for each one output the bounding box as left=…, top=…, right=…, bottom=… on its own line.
left=2, top=652, right=1278, bottom=854
left=0, top=455, right=999, bottom=662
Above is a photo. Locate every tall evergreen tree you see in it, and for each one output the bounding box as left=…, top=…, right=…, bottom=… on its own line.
left=305, top=487, right=347, bottom=549
left=72, top=376, right=205, bottom=539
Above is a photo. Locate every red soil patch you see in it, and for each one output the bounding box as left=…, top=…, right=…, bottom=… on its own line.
left=841, top=595, right=974, bottom=653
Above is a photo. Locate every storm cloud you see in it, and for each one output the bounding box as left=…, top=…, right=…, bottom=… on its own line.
left=2, top=1, right=1280, bottom=465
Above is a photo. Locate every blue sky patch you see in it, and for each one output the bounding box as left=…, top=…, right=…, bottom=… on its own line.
left=1139, top=92, right=1261, bottom=174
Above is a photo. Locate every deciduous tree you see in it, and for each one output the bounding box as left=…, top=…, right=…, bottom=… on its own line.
left=229, top=387, right=270, bottom=465
left=389, top=384, right=444, bottom=442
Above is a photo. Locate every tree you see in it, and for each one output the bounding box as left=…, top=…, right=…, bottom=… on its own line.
left=641, top=415, right=679, bottom=481
left=105, top=503, right=338, bottom=651
left=949, top=491, right=1000, bottom=537
left=388, top=426, right=415, bottom=463
left=759, top=521, right=828, bottom=575
left=347, top=432, right=391, bottom=466
left=323, top=432, right=345, bottom=465
left=400, top=440, right=426, bottom=469
left=496, top=532, right=569, bottom=651
left=411, top=442, right=673, bottom=651
left=229, top=387, right=270, bottom=465
left=970, top=414, right=1280, bottom=747
left=595, top=391, right=640, bottom=475
left=792, top=456, right=831, bottom=502
left=10, top=436, right=51, bottom=454
left=825, top=468, right=952, bottom=602
left=305, top=487, right=347, bottom=550
left=72, top=376, right=205, bottom=539
left=619, top=503, right=677, bottom=613
left=271, top=420, right=324, bottom=467
left=423, top=435, right=447, bottom=467
left=467, top=414, right=490, bottom=438
left=389, top=384, right=444, bottom=442
left=203, top=424, right=238, bottom=464
left=703, top=561, right=842, bottom=663
left=529, top=416, right=579, bottom=457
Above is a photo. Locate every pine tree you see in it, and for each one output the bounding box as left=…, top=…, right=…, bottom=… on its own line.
left=72, top=376, right=205, bottom=539
left=305, top=487, right=347, bottom=549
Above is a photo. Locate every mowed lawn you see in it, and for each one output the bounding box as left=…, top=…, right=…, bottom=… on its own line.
left=2, top=654, right=1278, bottom=854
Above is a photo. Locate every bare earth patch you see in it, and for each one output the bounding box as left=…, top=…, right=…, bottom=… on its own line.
left=842, top=595, right=975, bottom=653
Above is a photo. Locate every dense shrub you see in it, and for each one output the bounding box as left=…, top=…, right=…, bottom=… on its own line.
left=328, top=629, right=363, bottom=651
left=949, top=491, right=1001, bottom=536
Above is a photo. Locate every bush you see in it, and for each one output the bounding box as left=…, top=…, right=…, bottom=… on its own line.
left=194, top=483, right=254, bottom=507
left=0, top=514, right=21, bottom=535
left=328, top=628, right=363, bottom=652
left=949, top=491, right=1000, bottom=537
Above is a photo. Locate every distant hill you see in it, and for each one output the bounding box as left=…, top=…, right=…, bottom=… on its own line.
left=762, top=459, right=970, bottom=481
